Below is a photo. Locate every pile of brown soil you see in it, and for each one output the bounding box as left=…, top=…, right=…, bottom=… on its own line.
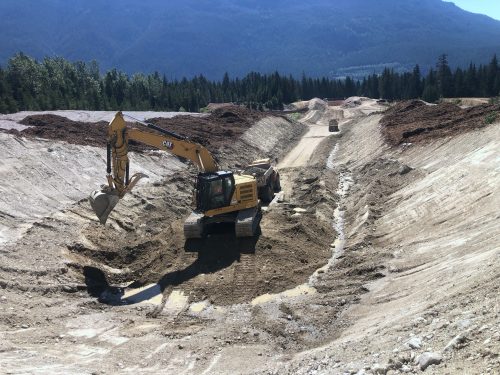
left=4, top=106, right=267, bottom=155
left=17, top=114, right=109, bottom=147
left=147, top=105, right=266, bottom=149
left=381, top=100, right=500, bottom=145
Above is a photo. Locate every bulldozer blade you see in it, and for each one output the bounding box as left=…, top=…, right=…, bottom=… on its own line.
left=89, top=190, right=120, bottom=224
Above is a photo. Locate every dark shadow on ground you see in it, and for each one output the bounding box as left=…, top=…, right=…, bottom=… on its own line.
left=83, top=224, right=260, bottom=305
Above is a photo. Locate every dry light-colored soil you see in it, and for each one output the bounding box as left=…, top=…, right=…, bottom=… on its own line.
left=0, top=99, right=498, bottom=375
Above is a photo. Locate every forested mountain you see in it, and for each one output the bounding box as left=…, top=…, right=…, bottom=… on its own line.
left=1, top=53, right=498, bottom=114
left=1, top=0, right=500, bottom=78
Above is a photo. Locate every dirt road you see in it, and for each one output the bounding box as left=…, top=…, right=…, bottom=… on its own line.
left=278, top=99, right=343, bottom=168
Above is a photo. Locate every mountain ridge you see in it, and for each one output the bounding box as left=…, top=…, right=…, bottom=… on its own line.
left=1, top=0, right=500, bottom=78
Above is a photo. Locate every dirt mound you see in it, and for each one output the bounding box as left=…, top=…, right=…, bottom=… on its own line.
left=14, top=114, right=155, bottom=152
left=148, top=105, right=266, bottom=149
left=17, top=114, right=109, bottom=147
left=308, top=98, right=328, bottom=111
left=3, top=106, right=268, bottom=156
left=381, top=100, right=500, bottom=145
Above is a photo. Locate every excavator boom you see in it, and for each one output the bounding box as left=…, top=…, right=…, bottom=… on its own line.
left=90, top=112, right=219, bottom=224
left=90, top=111, right=273, bottom=239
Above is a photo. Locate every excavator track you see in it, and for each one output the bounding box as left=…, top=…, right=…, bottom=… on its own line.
left=235, top=206, right=262, bottom=237
left=183, top=212, right=205, bottom=239
left=232, top=252, right=256, bottom=300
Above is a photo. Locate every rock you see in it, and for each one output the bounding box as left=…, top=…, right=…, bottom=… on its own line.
left=293, top=208, right=307, bottom=213
left=178, top=344, right=184, bottom=349
left=21, top=324, right=29, bottom=329
left=62, top=285, right=77, bottom=293
left=303, top=176, right=319, bottom=184
left=144, top=202, right=156, bottom=211
left=444, top=332, right=468, bottom=351
left=414, top=317, right=427, bottom=326
left=286, top=314, right=293, bottom=321
left=291, top=213, right=302, bottom=218
left=479, top=325, right=489, bottom=333
left=456, top=319, right=472, bottom=330
left=0, top=296, right=6, bottom=301
left=400, top=365, right=412, bottom=373
left=415, top=352, right=442, bottom=371
left=398, top=165, right=412, bottom=175
left=371, top=363, right=388, bottom=374
left=397, top=353, right=411, bottom=365
left=406, top=337, right=422, bottom=349
left=436, top=320, right=450, bottom=329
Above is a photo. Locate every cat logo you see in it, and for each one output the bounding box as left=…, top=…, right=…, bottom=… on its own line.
left=162, top=140, right=174, bottom=150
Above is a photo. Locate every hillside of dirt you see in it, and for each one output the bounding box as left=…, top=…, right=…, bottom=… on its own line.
left=380, top=100, right=500, bottom=145
left=0, top=99, right=498, bottom=374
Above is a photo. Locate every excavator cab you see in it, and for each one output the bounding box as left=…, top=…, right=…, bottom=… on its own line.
left=195, top=171, right=235, bottom=212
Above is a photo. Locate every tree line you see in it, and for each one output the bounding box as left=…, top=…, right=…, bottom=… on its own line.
left=0, top=53, right=499, bottom=114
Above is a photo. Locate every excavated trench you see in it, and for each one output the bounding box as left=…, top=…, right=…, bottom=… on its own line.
left=20, top=108, right=338, bottom=307
left=67, top=164, right=337, bottom=306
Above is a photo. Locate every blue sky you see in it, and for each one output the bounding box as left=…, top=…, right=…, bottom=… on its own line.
left=448, top=0, right=500, bottom=20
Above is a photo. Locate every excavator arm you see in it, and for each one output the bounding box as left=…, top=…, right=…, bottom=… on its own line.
left=90, top=111, right=219, bottom=223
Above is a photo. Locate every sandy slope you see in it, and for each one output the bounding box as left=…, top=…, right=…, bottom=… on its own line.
left=278, top=105, right=500, bottom=375
left=0, top=100, right=497, bottom=374
left=0, top=133, right=186, bottom=244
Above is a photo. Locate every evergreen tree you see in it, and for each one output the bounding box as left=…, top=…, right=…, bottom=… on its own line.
left=436, top=54, right=453, bottom=98
left=1, top=52, right=499, bottom=114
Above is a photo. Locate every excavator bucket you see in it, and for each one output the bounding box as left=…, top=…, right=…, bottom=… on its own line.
left=89, top=189, right=120, bottom=224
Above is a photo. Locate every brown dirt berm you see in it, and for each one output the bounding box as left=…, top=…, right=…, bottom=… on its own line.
left=381, top=100, right=500, bottom=145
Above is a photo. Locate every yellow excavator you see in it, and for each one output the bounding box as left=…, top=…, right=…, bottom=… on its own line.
left=89, top=112, right=280, bottom=238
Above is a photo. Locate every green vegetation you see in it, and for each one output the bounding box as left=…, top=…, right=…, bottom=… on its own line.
left=0, top=53, right=499, bottom=114
left=287, top=113, right=302, bottom=121
left=484, top=112, right=498, bottom=124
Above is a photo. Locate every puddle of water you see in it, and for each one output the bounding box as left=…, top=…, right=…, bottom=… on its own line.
left=309, top=171, right=352, bottom=285
left=190, top=300, right=210, bottom=313
left=122, top=283, right=163, bottom=305
left=164, top=290, right=189, bottom=312
left=326, top=143, right=339, bottom=170
left=68, top=328, right=101, bottom=339
left=251, top=283, right=316, bottom=305
left=69, top=344, right=110, bottom=361
left=101, top=335, right=129, bottom=346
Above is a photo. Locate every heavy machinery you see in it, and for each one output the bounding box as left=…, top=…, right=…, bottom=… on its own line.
left=328, top=119, right=339, bottom=132
left=89, top=112, right=280, bottom=238
left=241, top=159, right=280, bottom=202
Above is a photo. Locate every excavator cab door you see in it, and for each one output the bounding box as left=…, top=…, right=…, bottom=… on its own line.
left=195, top=172, right=235, bottom=212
